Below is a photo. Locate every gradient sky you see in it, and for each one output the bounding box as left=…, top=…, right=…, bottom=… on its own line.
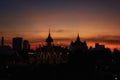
left=0, top=0, right=120, bottom=50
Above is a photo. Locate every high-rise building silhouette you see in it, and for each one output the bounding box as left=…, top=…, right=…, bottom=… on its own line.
left=1, top=36, right=4, bottom=47
left=12, top=37, right=23, bottom=52
left=23, top=40, right=30, bottom=50
left=95, top=43, right=105, bottom=49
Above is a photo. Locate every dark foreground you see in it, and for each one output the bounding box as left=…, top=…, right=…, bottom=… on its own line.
left=0, top=64, right=120, bottom=80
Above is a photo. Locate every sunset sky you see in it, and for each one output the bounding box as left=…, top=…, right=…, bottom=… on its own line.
left=0, top=0, right=120, bottom=50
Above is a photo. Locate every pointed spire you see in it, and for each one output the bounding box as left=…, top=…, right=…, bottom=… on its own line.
left=46, top=28, right=53, bottom=46
left=76, top=33, right=80, bottom=41
left=75, top=33, right=82, bottom=44
left=48, top=27, right=51, bottom=37
left=49, top=27, right=50, bottom=34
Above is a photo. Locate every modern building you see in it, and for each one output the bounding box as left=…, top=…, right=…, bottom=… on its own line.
left=1, top=36, right=4, bottom=47
left=95, top=43, right=105, bottom=50
left=23, top=40, right=30, bottom=50
left=12, top=37, right=23, bottom=52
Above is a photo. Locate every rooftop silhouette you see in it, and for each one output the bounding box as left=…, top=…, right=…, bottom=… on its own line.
left=0, top=32, right=120, bottom=80
left=0, top=0, right=120, bottom=79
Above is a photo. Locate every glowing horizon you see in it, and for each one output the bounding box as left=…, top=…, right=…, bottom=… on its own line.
left=2, top=33, right=120, bottom=52
left=0, top=0, right=120, bottom=51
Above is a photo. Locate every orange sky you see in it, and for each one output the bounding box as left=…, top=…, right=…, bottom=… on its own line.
left=0, top=0, right=120, bottom=51
left=2, top=34, right=120, bottom=52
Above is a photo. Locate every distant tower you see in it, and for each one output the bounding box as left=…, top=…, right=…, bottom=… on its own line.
left=12, top=37, right=23, bottom=52
left=75, top=33, right=82, bottom=44
left=76, top=33, right=80, bottom=41
left=1, top=36, right=4, bottom=47
left=23, top=40, right=30, bottom=50
left=46, top=29, right=53, bottom=46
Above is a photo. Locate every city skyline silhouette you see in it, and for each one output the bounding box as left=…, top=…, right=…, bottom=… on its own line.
left=0, top=0, right=120, bottom=80
left=0, top=30, right=120, bottom=80
left=0, top=0, right=120, bottom=51
left=0, top=31, right=120, bottom=51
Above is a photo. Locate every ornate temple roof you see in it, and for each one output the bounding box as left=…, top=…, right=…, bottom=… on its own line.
left=75, top=33, right=82, bottom=44
left=46, top=32, right=53, bottom=44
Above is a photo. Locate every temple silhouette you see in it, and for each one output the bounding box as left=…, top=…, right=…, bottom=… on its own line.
left=36, top=31, right=68, bottom=64
left=0, top=31, right=120, bottom=80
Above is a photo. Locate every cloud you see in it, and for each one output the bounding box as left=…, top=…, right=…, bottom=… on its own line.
left=85, top=35, right=120, bottom=44
left=0, top=32, right=26, bottom=38
left=98, top=35, right=120, bottom=40
left=54, top=29, right=64, bottom=33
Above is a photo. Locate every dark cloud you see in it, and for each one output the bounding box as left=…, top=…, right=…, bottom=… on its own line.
left=98, top=35, right=120, bottom=40
left=0, top=20, right=33, bottom=27
left=0, top=32, right=26, bottom=37
left=85, top=35, right=120, bottom=44
left=54, top=29, right=64, bottom=33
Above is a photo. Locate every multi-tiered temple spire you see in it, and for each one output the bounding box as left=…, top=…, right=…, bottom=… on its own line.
left=46, top=29, right=53, bottom=46
left=76, top=33, right=80, bottom=41
left=75, top=33, right=82, bottom=44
